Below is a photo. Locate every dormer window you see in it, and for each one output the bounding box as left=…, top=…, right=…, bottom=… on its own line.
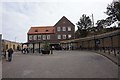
left=35, top=29, right=38, bottom=32
left=46, top=30, right=48, bottom=32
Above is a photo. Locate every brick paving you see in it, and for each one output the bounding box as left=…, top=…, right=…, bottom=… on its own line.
left=2, top=50, right=118, bottom=78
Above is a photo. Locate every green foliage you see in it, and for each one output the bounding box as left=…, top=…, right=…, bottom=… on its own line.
left=96, top=19, right=107, bottom=30
left=75, top=30, right=80, bottom=38
left=75, top=29, right=88, bottom=38
left=76, top=14, right=92, bottom=38
left=105, top=0, right=120, bottom=23
left=96, top=0, right=120, bottom=31
left=42, top=42, right=50, bottom=51
left=76, top=14, right=92, bottom=30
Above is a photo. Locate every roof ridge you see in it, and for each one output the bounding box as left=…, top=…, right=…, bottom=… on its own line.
left=31, top=26, right=54, bottom=28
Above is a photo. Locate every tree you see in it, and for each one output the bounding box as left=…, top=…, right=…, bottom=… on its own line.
left=105, top=17, right=114, bottom=26
left=105, top=0, right=120, bottom=25
left=96, top=19, right=106, bottom=30
left=76, top=14, right=92, bottom=37
left=75, top=30, right=80, bottom=38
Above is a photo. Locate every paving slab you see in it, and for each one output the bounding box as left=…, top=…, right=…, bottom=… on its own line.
left=2, top=50, right=118, bottom=78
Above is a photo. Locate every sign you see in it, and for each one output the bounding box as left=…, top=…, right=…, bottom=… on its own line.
left=95, top=39, right=100, bottom=44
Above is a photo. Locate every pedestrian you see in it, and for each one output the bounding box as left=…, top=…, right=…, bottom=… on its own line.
left=51, top=46, right=53, bottom=54
left=22, top=48, right=26, bottom=54
left=26, top=48, right=29, bottom=53
left=7, top=48, right=14, bottom=62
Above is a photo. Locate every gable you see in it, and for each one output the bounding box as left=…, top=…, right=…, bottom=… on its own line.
left=54, top=16, right=75, bottom=27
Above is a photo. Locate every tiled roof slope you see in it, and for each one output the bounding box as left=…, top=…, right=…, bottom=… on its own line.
left=28, top=26, right=55, bottom=34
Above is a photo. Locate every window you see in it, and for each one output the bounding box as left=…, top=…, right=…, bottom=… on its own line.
left=62, top=27, right=66, bottom=31
left=68, top=27, right=71, bottom=31
left=68, top=34, right=72, bottom=38
left=46, top=30, right=48, bottom=32
left=43, top=35, right=46, bottom=40
left=35, top=29, right=38, bottom=32
left=58, top=35, right=61, bottom=39
left=57, top=27, right=61, bottom=31
left=29, top=35, right=33, bottom=40
left=63, top=35, right=66, bottom=39
left=38, top=35, right=41, bottom=40
left=47, top=35, right=50, bottom=40
left=13, top=45, right=15, bottom=50
left=34, top=35, right=37, bottom=40
left=6, top=45, right=8, bottom=50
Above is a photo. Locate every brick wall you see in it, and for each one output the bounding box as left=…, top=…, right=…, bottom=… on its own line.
left=60, top=30, right=120, bottom=50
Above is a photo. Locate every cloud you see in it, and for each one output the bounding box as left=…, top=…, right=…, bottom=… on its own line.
left=2, top=2, right=30, bottom=42
left=1, top=0, right=113, bottom=42
left=0, top=3, right=2, bottom=34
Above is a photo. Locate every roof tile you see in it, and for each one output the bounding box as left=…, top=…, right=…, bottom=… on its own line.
left=28, top=26, right=55, bottom=34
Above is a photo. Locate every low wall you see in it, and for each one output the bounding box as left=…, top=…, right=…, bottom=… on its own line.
left=60, top=30, right=120, bottom=56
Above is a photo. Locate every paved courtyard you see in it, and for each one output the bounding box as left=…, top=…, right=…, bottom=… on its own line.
left=2, top=50, right=118, bottom=78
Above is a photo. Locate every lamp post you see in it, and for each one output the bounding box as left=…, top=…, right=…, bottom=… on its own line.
left=91, top=14, right=96, bottom=50
left=93, top=30, right=96, bottom=50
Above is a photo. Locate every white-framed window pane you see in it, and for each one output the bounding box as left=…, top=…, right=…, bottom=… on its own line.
left=68, top=34, right=72, bottom=38
left=62, top=27, right=66, bottom=31
left=43, top=35, right=46, bottom=40
left=29, top=35, right=33, bottom=40
left=58, top=35, right=61, bottom=39
left=47, top=35, right=50, bottom=40
left=68, top=27, right=71, bottom=31
left=34, top=35, right=37, bottom=40
left=57, top=27, right=61, bottom=31
left=38, top=35, right=41, bottom=40
left=63, top=35, right=66, bottom=39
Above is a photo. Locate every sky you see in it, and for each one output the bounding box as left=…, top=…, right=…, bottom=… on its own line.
left=0, top=0, right=113, bottom=43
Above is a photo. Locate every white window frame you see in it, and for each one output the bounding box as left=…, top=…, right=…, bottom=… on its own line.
left=57, top=27, right=61, bottom=31
left=34, top=35, right=37, bottom=40
left=29, top=35, right=33, bottom=40
left=62, top=27, right=66, bottom=31
left=63, top=35, right=66, bottom=39
left=38, top=35, right=41, bottom=40
left=58, top=35, right=61, bottom=39
left=47, top=35, right=50, bottom=40
left=68, top=27, right=71, bottom=31
left=68, top=34, right=72, bottom=38
left=42, top=35, right=46, bottom=40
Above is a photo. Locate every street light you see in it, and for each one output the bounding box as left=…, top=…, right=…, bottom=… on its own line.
left=93, top=29, right=96, bottom=50
left=91, top=14, right=96, bottom=50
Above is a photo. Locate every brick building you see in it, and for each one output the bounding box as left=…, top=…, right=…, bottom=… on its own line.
left=27, top=16, right=75, bottom=52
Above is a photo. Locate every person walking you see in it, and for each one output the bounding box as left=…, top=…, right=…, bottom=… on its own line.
left=51, top=46, right=53, bottom=54
left=7, top=48, right=14, bottom=62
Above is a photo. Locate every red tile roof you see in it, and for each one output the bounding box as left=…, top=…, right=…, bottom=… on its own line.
left=28, top=26, right=55, bottom=34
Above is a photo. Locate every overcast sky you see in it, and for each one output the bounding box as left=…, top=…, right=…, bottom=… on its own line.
left=0, top=0, right=113, bottom=43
